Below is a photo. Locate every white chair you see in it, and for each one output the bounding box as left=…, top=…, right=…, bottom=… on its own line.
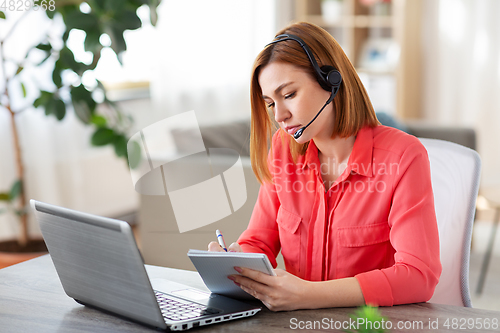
left=420, top=138, right=481, bottom=307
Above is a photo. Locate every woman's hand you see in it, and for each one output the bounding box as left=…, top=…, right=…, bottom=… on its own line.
left=228, top=267, right=311, bottom=312
left=207, top=241, right=243, bottom=252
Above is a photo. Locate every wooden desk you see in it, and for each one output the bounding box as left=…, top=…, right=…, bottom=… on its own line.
left=1, top=255, right=499, bottom=332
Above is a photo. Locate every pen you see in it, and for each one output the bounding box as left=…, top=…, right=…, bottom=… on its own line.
left=216, top=229, right=227, bottom=252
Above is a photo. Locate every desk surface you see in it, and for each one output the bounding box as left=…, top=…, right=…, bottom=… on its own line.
left=1, top=255, right=499, bottom=333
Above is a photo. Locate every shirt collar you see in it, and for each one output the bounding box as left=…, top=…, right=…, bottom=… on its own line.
left=348, top=126, right=374, bottom=177
left=300, top=140, right=319, bottom=170
left=300, top=126, right=375, bottom=178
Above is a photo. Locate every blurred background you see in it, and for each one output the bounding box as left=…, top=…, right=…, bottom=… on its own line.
left=1, top=0, right=500, bottom=310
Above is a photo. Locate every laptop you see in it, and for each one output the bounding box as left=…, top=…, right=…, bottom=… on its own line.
left=31, top=200, right=261, bottom=331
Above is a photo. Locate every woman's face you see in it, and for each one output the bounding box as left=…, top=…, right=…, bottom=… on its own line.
left=259, top=62, right=334, bottom=143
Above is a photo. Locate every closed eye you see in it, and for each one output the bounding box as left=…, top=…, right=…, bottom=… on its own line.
left=265, top=92, right=294, bottom=108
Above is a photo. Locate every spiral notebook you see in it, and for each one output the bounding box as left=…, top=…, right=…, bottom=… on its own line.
left=187, top=250, right=276, bottom=299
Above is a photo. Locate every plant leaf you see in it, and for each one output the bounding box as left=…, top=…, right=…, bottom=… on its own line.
left=33, top=91, right=53, bottom=108
left=21, top=82, right=27, bottom=98
left=62, top=30, right=70, bottom=43
left=113, top=10, right=142, bottom=31
left=84, top=28, right=102, bottom=53
left=127, top=140, right=142, bottom=169
left=36, top=43, right=52, bottom=52
left=72, top=100, right=91, bottom=124
left=52, top=66, right=62, bottom=87
left=9, top=180, right=22, bottom=201
left=106, top=26, right=127, bottom=62
left=54, top=99, right=66, bottom=120
left=90, top=114, right=107, bottom=127
left=105, top=0, right=125, bottom=11
left=0, top=192, right=10, bottom=201
left=91, top=127, right=115, bottom=146
left=44, top=97, right=55, bottom=117
left=70, top=84, right=96, bottom=112
left=16, top=66, right=24, bottom=75
left=349, top=305, right=389, bottom=333
left=45, top=8, right=55, bottom=19
left=93, top=0, right=105, bottom=10
left=0, top=11, right=5, bottom=20
left=64, top=11, right=99, bottom=31
left=113, top=134, right=127, bottom=157
left=59, top=47, right=85, bottom=74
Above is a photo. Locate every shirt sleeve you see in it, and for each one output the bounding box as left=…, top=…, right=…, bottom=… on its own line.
left=355, top=141, right=442, bottom=306
left=237, top=181, right=281, bottom=268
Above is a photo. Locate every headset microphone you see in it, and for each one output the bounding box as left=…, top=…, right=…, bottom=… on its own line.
left=266, top=34, right=342, bottom=140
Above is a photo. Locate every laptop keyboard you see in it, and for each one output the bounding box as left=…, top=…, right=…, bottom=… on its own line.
left=155, top=291, right=220, bottom=321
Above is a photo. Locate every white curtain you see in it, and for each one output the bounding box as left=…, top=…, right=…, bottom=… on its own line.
left=422, top=0, right=500, bottom=187
left=1, top=2, right=285, bottom=240
left=0, top=11, right=138, bottom=240
left=150, top=0, right=277, bottom=125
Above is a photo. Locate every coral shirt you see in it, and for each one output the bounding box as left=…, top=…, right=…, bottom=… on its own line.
left=237, top=125, right=442, bottom=306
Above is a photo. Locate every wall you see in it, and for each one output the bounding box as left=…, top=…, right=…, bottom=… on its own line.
left=421, top=0, right=500, bottom=188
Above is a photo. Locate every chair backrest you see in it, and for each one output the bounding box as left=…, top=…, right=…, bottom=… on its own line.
left=420, top=138, right=481, bottom=307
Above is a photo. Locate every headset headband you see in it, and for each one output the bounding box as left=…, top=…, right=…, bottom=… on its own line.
left=266, top=34, right=326, bottom=76
left=265, top=33, right=342, bottom=89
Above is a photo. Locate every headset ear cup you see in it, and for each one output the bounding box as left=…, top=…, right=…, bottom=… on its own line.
left=320, top=65, right=342, bottom=87
left=327, top=70, right=342, bottom=87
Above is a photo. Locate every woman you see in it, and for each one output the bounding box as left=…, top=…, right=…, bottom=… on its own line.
left=208, top=22, right=441, bottom=311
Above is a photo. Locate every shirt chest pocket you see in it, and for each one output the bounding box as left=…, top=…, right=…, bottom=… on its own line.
left=276, top=206, right=303, bottom=277
left=336, top=222, right=392, bottom=279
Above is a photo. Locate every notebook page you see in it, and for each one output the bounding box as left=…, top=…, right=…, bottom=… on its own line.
left=187, top=250, right=275, bottom=299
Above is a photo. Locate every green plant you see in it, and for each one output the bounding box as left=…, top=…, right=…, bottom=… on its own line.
left=0, top=0, right=156, bottom=247
left=345, top=305, right=389, bottom=333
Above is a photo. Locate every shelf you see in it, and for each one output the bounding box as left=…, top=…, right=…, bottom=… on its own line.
left=354, top=15, right=393, bottom=28
left=305, top=15, right=393, bottom=28
left=356, top=68, right=396, bottom=76
left=102, top=81, right=151, bottom=102
left=296, top=0, right=424, bottom=119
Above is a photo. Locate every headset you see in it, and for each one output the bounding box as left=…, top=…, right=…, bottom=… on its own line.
left=265, top=34, right=342, bottom=139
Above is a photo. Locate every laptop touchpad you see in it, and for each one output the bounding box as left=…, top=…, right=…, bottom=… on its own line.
left=150, top=278, right=211, bottom=302
left=171, top=288, right=210, bottom=301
